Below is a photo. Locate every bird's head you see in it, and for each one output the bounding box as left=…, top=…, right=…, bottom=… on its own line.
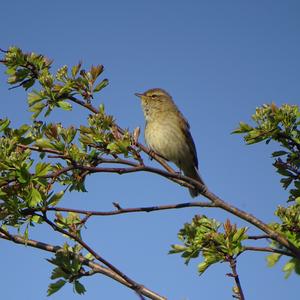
left=135, top=88, right=175, bottom=119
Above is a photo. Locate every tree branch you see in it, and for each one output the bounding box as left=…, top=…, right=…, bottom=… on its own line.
left=40, top=212, right=153, bottom=299
left=17, top=144, right=65, bottom=155
left=202, top=189, right=300, bottom=259
left=243, top=246, right=293, bottom=257
left=26, top=201, right=215, bottom=216
left=247, top=234, right=270, bottom=240
left=42, top=155, right=300, bottom=259
left=227, top=257, right=245, bottom=300
left=54, top=161, right=300, bottom=259
left=0, top=229, right=166, bottom=300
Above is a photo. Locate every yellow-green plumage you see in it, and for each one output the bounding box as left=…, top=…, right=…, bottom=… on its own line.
left=136, top=88, right=204, bottom=197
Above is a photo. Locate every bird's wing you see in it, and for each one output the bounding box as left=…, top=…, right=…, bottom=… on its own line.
left=184, top=128, right=198, bottom=168
left=179, top=112, right=198, bottom=169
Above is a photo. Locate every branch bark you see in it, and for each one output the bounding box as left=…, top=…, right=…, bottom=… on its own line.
left=23, top=201, right=215, bottom=216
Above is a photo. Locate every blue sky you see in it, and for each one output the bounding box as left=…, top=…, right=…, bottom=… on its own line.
left=1, top=1, right=300, bottom=299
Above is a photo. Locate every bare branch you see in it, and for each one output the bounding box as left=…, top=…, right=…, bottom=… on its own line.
left=247, top=234, right=270, bottom=240
left=227, top=257, right=245, bottom=300
left=36, top=201, right=215, bottom=216
left=243, top=246, right=293, bottom=257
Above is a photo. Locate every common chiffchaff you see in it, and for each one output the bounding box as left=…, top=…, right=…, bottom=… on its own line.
left=135, top=88, right=204, bottom=197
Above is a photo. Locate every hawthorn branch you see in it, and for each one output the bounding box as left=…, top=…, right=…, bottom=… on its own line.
left=41, top=160, right=300, bottom=259
left=202, top=188, right=300, bottom=259
left=26, top=201, right=215, bottom=216
left=0, top=229, right=165, bottom=300
left=40, top=212, right=150, bottom=299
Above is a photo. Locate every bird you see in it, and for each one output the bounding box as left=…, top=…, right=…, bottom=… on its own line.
left=135, top=88, right=204, bottom=197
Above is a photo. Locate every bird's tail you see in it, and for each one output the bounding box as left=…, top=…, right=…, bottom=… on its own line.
left=183, top=166, right=205, bottom=198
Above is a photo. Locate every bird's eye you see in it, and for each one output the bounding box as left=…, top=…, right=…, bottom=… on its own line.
left=151, top=94, right=158, bottom=99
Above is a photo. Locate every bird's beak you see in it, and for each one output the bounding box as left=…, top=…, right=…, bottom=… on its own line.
left=134, top=92, right=144, bottom=98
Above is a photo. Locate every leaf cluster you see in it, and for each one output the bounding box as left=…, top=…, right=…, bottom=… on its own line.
left=233, top=103, right=300, bottom=202
left=47, top=243, right=94, bottom=296
left=234, top=103, right=300, bottom=277
left=170, top=216, right=247, bottom=274
left=3, top=47, right=108, bottom=119
left=0, top=48, right=136, bottom=232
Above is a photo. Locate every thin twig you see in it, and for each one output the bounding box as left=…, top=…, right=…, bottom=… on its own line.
left=227, top=257, right=245, bottom=300
left=8, top=78, right=33, bottom=90
left=17, top=144, right=65, bottom=155
left=247, top=234, right=270, bottom=240
left=243, top=246, right=293, bottom=257
left=22, top=201, right=215, bottom=217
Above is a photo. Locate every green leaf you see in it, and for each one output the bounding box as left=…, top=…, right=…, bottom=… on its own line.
left=280, top=177, right=293, bottom=189
left=51, top=267, right=68, bottom=280
left=74, top=280, right=86, bottom=295
left=23, top=79, right=35, bottom=90
left=47, top=279, right=66, bottom=296
left=31, top=215, right=43, bottom=223
left=266, top=253, right=281, bottom=267
left=198, top=261, right=209, bottom=274
left=272, top=151, right=287, bottom=157
left=30, top=102, right=46, bottom=119
left=283, top=260, right=296, bottom=279
left=85, top=252, right=95, bottom=261
left=47, top=191, right=65, bottom=206
left=93, top=78, right=108, bottom=92
left=28, top=91, right=44, bottom=106
left=16, top=166, right=31, bottom=184
left=99, top=103, right=105, bottom=114
left=24, top=226, right=29, bottom=241
left=35, top=138, right=55, bottom=149
left=17, top=124, right=30, bottom=135
left=232, top=122, right=253, bottom=134
left=0, top=119, right=10, bottom=132
left=232, top=227, right=247, bottom=243
left=57, top=101, right=72, bottom=111
left=276, top=169, right=294, bottom=177
left=169, top=244, right=186, bottom=254
left=71, top=62, right=82, bottom=77
left=35, top=162, right=52, bottom=177
left=28, top=188, right=43, bottom=207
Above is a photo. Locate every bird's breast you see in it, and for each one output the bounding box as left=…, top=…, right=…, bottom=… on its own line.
left=144, top=116, right=189, bottom=166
